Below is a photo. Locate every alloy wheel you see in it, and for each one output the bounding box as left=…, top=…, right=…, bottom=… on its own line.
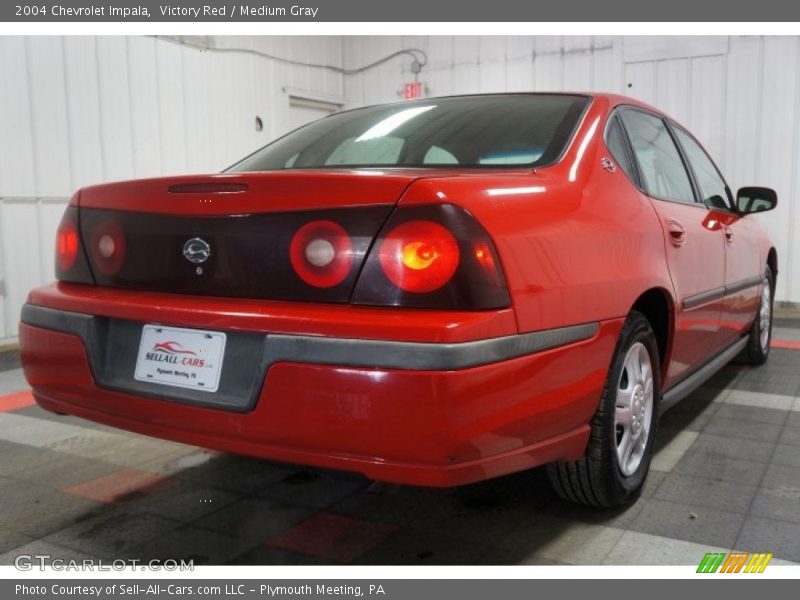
left=759, top=278, right=771, bottom=352
left=614, top=342, right=654, bottom=477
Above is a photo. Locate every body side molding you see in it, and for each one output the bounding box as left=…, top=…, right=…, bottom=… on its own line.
left=661, top=335, right=748, bottom=413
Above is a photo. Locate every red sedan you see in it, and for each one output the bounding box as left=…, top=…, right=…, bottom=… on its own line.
left=19, top=93, right=778, bottom=507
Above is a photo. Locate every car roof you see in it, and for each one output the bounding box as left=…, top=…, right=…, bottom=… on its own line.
left=335, top=92, right=667, bottom=120
left=589, top=92, right=667, bottom=115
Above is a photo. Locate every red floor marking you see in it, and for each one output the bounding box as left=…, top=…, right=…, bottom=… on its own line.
left=63, top=468, right=178, bottom=504
left=772, top=339, right=800, bottom=350
left=0, top=390, right=35, bottom=413
left=267, top=512, right=397, bottom=563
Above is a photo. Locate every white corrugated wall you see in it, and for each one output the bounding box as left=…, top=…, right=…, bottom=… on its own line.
left=1, top=35, right=345, bottom=197
left=1, top=35, right=799, bottom=342
left=0, top=35, right=345, bottom=342
left=345, top=35, right=800, bottom=308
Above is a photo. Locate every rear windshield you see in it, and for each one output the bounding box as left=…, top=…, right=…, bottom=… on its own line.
left=228, top=94, right=590, bottom=171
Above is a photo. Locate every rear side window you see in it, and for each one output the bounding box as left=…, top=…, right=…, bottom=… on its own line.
left=605, top=117, right=637, bottom=184
left=673, top=127, right=732, bottom=210
left=619, top=110, right=696, bottom=204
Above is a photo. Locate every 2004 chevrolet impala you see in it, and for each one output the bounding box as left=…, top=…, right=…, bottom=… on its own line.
left=19, top=93, right=778, bottom=507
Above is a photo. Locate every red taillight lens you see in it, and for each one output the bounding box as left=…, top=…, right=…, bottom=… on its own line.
left=352, top=204, right=510, bottom=309
left=56, top=215, right=79, bottom=271
left=55, top=205, right=94, bottom=285
left=378, top=220, right=460, bottom=293
left=89, top=220, right=126, bottom=275
left=290, top=220, right=354, bottom=288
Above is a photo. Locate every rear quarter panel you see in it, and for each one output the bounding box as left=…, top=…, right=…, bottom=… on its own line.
left=400, top=99, right=674, bottom=336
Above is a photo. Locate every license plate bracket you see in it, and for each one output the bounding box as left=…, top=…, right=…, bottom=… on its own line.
left=134, top=325, right=226, bottom=393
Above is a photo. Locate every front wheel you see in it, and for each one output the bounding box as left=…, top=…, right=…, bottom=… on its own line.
left=739, top=265, right=774, bottom=366
left=547, top=311, right=660, bottom=508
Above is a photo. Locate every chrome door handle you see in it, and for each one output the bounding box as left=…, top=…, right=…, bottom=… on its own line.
left=667, top=220, right=686, bottom=247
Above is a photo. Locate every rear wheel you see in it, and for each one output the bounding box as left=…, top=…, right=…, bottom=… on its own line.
left=739, top=265, right=774, bottom=366
left=547, top=311, right=660, bottom=507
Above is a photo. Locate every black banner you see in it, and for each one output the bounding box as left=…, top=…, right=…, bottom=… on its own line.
left=6, top=579, right=800, bottom=600
left=3, top=0, right=800, bottom=22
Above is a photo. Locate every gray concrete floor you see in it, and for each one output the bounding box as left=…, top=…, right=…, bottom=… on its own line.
left=1, top=324, right=799, bottom=566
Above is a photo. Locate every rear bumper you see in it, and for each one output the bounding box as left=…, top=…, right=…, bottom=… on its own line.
left=19, top=285, right=622, bottom=486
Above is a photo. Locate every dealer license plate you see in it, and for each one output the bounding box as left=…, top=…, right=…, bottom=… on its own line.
left=134, top=325, right=226, bottom=393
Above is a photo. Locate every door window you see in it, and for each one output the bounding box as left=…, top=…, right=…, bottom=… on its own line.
left=673, top=127, right=732, bottom=211
left=619, top=110, right=696, bottom=204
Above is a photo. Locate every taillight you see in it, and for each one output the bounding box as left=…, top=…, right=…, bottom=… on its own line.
left=54, top=206, right=94, bottom=285
left=290, top=220, right=354, bottom=288
left=63, top=203, right=506, bottom=309
left=352, top=204, right=510, bottom=309
left=88, top=219, right=127, bottom=275
left=378, top=220, right=460, bottom=293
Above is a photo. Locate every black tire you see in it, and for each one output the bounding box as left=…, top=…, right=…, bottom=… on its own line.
left=738, top=265, right=774, bottom=366
left=547, top=310, right=661, bottom=508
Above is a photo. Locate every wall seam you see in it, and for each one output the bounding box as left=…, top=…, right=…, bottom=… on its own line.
left=786, top=37, right=800, bottom=301
left=0, top=201, right=7, bottom=339
left=125, top=37, right=137, bottom=177
left=755, top=37, right=765, bottom=186
left=94, top=37, right=108, bottom=182
left=719, top=38, right=730, bottom=172
left=177, top=40, right=188, bottom=173
left=153, top=37, right=165, bottom=176
left=60, top=36, right=75, bottom=193
left=23, top=37, right=38, bottom=197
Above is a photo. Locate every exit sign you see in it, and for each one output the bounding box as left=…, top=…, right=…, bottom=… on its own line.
left=403, top=82, right=424, bottom=100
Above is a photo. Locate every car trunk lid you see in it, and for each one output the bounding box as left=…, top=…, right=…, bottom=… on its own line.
left=74, top=170, right=422, bottom=303
left=77, top=170, right=420, bottom=214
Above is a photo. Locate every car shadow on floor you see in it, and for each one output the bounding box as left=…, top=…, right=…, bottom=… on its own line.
left=0, top=368, right=739, bottom=566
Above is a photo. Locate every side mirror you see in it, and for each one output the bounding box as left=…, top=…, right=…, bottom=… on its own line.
left=737, top=187, right=777, bottom=215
